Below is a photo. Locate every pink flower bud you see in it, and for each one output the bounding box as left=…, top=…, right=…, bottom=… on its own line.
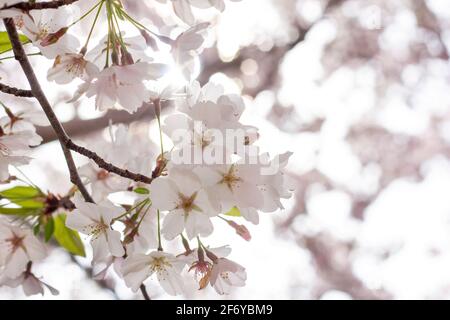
left=40, top=27, right=68, bottom=47
left=227, top=220, right=251, bottom=241
left=140, top=29, right=158, bottom=51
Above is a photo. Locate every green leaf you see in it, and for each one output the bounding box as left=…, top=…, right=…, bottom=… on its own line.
left=44, top=218, right=55, bottom=242
left=53, top=214, right=86, bottom=257
left=13, top=199, right=44, bottom=209
left=0, top=207, right=40, bottom=216
left=0, top=186, right=44, bottom=209
left=225, top=206, right=242, bottom=217
left=0, top=31, right=29, bottom=54
left=0, top=186, right=41, bottom=199
left=134, top=187, right=150, bottom=195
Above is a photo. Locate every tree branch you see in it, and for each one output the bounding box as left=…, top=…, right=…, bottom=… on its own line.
left=66, top=139, right=154, bottom=184
left=3, top=17, right=93, bottom=203
left=140, top=284, right=151, bottom=300
left=1, top=0, right=80, bottom=11
left=0, top=82, right=34, bottom=98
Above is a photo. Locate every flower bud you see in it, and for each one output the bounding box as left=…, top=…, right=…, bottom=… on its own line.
left=120, top=48, right=135, bottom=66
left=40, top=27, right=68, bottom=47
left=140, top=29, right=158, bottom=51
left=227, top=220, right=251, bottom=241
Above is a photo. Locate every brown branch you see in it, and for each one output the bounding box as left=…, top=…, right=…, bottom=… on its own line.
left=1, top=0, right=79, bottom=11
left=0, top=82, right=34, bottom=98
left=3, top=18, right=93, bottom=203
left=140, top=284, right=151, bottom=300
left=66, top=139, right=153, bottom=184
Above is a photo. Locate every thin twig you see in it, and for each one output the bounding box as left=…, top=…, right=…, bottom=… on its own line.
left=1, top=0, right=80, bottom=11
left=66, top=140, right=154, bottom=184
left=0, top=82, right=33, bottom=98
left=3, top=18, right=93, bottom=203
left=140, top=284, right=151, bottom=300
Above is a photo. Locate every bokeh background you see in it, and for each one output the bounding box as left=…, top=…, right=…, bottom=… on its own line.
left=2, top=0, right=450, bottom=299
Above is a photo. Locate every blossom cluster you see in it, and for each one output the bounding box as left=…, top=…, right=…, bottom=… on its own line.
left=0, top=0, right=293, bottom=298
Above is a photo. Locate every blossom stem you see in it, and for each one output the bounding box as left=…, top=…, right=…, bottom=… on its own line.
left=105, top=21, right=111, bottom=68
left=105, top=0, right=120, bottom=61
left=197, top=236, right=219, bottom=262
left=118, top=8, right=164, bottom=40
left=217, top=215, right=228, bottom=222
left=12, top=165, right=41, bottom=191
left=0, top=52, right=42, bottom=62
left=180, top=234, right=191, bottom=252
left=135, top=204, right=150, bottom=228
left=157, top=209, right=163, bottom=251
left=111, top=198, right=149, bottom=223
left=111, top=5, right=126, bottom=50
left=81, top=0, right=105, bottom=54
left=68, top=1, right=103, bottom=29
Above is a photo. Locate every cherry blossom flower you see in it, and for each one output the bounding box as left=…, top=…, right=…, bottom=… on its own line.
left=156, top=0, right=242, bottom=25
left=210, top=257, right=246, bottom=295
left=0, top=222, right=47, bottom=278
left=193, top=86, right=247, bottom=128
left=0, top=153, right=28, bottom=181
left=0, top=269, right=59, bottom=296
left=150, top=168, right=216, bottom=239
left=125, top=208, right=159, bottom=254
left=85, top=62, right=166, bottom=113
left=20, top=8, right=80, bottom=58
left=91, top=255, right=124, bottom=281
left=0, top=130, right=40, bottom=181
left=194, top=163, right=264, bottom=223
left=47, top=53, right=99, bottom=84
left=172, top=23, right=210, bottom=79
left=164, top=92, right=257, bottom=166
left=162, top=0, right=196, bottom=25
left=258, top=152, right=295, bottom=213
left=122, top=251, right=185, bottom=295
left=121, top=0, right=154, bottom=19
left=79, top=162, right=128, bottom=202
left=185, top=245, right=232, bottom=289
left=66, top=196, right=125, bottom=263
